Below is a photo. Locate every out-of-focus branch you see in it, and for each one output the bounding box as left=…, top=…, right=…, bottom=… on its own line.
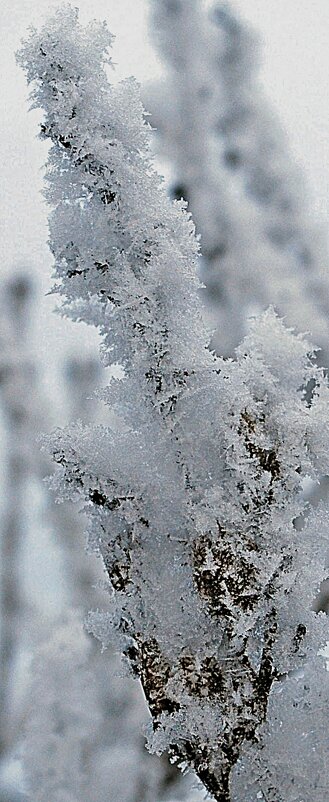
left=0, top=276, right=36, bottom=763
left=148, top=0, right=329, bottom=358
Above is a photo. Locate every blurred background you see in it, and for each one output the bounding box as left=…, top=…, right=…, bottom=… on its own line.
left=0, top=1, right=329, bottom=800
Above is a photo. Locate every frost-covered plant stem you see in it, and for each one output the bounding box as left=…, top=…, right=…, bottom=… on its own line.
left=18, top=9, right=329, bottom=802
left=56, top=358, right=189, bottom=802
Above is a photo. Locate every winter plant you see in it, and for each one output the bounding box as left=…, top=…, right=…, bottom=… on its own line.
left=24, top=353, right=193, bottom=802
left=17, top=5, right=329, bottom=802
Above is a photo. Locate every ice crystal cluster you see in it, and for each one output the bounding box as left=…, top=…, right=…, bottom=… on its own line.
left=149, top=1, right=329, bottom=356
left=18, top=7, right=329, bottom=802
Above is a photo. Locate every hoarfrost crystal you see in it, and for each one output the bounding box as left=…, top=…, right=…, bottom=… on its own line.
left=18, top=7, right=329, bottom=801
